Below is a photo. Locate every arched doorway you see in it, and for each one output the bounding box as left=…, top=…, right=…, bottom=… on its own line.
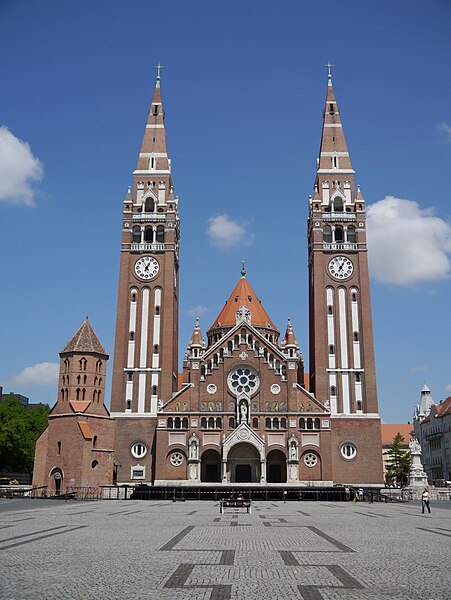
left=49, top=467, right=64, bottom=496
left=298, top=450, right=322, bottom=482
left=227, top=443, right=260, bottom=483
left=267, top=449, right=287, bottom=483
left=201, top=449, right=221, bottom=482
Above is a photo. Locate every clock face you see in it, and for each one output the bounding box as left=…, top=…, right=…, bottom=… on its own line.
left=328, top=256, right=354, bottom=280
left=134, top=256, right=159, bottom=280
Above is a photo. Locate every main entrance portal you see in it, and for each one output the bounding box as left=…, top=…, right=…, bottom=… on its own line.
left=227, top=443, right=261, bottom=483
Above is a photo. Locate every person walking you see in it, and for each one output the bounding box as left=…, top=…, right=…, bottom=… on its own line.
left=421, top=487, right=431, bottom=514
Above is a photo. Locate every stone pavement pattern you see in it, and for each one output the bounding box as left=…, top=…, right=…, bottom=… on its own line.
left=0, top=498, right=450, bottom=599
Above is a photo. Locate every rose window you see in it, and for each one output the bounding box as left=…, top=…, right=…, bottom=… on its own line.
left=303, top=453, right=318, bottom=468
left=227, top=366, right=260, bottom=396
left=170, top=452, right=184, bottom=467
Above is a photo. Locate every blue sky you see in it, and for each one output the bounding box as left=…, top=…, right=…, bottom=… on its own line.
left=0, top=0, right=450, bottom=424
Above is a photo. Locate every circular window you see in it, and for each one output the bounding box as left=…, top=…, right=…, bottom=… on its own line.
left=170, top=452, right=184, bottom=467
left=227, top=366, right=260, bottom=396
left=271, top=384, right=281, bottom=395
left=207, top=384, right=217, bottom=395
left=131, top=442, right=147, bottom=459
left=340, top=443, right=357, bottom=460
left=303, top=453, right=318, bottom=468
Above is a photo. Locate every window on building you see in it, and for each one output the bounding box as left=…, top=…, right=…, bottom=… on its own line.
left=347, top=226, right=356, bottom=243
left=156, top=226, right=165, bottom=243
left=144, top=227, right=153, bottom=243
left=145, top=198, right=155, bottom=212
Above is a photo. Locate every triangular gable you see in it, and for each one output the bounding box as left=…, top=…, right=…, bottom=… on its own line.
left=294, top=383, right=329, bottom=413
left=201, top=321, right=287, bottom=363
left=70, top=401, right=90, bottom=413
left=160, top=383, right=193, bottom=411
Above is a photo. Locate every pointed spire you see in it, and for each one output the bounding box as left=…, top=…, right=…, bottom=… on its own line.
left=282, top=318, right=299, bottom=348
left=316, top=75, right=354, bottom=175
left=61, top=318, right=108, bottom=356
left=134, top=68, right=170, bottom=174
left=188, top=318, right=206, bottom=348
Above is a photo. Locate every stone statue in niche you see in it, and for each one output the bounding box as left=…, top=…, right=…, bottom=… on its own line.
left=240, top=402, right=248, bottom=423
left=290, top=441, right=297, bottom=460
left=189, top=436, right=198, bottom=460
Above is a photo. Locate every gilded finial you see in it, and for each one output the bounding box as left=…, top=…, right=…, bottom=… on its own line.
left=154, top=61, right=165, bottom=87
left=324, top=61, right=335, bottom=86
left=241, top=259, right=246, bottom=278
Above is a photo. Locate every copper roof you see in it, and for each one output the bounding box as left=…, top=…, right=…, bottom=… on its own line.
left=435, top=396, right=451, bottom=417
left=61, top=318, right=108, bottom=356
left=209, top=276, right=277, bottom=331
left=78, top=421, right=93, bottom=440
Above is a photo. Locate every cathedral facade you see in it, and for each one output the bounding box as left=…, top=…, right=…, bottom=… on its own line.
left=34, top=68, right=383, bottom=493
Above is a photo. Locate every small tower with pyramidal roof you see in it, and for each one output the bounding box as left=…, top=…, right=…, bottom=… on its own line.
left=32, top=318, right=115, bottom=495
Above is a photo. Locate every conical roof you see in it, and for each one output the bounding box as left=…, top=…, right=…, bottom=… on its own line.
left=282, top=318, right=298, bottom=347
left=134, top=72, right=170, bottom=173
left=209, top=275, right=277, bottom=331
left=61, top=318, right=108, bottom=356
left=188, top=318, right=206, bottom=348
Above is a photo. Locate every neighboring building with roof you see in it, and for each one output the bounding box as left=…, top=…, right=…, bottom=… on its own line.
left=414, top=385, right=451, bottom=484
left=33, top=318, right=115, bottom=494
left=380, top=423, right=413, bottom=483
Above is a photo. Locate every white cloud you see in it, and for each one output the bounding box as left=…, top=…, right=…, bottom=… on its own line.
left=410, top=365, right=427, bottom=374
left=445, top=384, right=451, bottom=394
left=366, top=196, right=451, bottom=285
left=207, top=214, right=253, bottom=249
left=187, top=305, right=209, bottom=317
left=437, top=122, right=451, bottom=142
left=0, top=126, right=43, bottom=206
left=8, top=362, right=59, bottom=388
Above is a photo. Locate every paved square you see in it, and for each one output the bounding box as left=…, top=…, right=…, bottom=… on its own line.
left=0, top=498, right=450, bottom=599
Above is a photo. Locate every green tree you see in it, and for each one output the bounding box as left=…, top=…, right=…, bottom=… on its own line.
left=385, top=432, right=412, bottom=487
left=0, top=396, right=50, bottom=473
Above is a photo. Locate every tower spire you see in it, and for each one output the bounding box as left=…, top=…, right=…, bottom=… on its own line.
left=241, top=259, right=246, bottom=278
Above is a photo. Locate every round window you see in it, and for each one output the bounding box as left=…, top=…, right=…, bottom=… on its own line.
left=227, top=366, right=260, bottom=396
left=131, top=442, right=147, bottom=459
left=340, top=443, right=357, bottom=460
left=303, top=453, right=318, bottom=468
left=170, top=452, right=184, bottom=467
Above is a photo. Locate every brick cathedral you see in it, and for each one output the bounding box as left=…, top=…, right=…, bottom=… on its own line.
left=33, top=68, right=384, bottom=492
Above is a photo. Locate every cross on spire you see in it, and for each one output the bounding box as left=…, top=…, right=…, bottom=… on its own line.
left=154, top=62, right=165, bottom=86
left=324, top=61, right=335, bottom=85
left=241, top=259, right=246, bottom=278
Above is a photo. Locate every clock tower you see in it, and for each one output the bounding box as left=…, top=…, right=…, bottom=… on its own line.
left=110, top=67, right=180, bottom=483
left=308, top=67, right=382, bottom=482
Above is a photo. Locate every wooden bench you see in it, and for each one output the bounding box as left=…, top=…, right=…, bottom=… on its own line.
left=219, top=499, right=252, bottom=514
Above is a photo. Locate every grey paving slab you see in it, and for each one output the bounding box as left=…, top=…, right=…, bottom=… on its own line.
left=0, top=498, right=450, bottom=599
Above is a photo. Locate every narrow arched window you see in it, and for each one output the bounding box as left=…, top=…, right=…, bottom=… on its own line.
left=334, top=197, right=343, bottom=211
left=300, top=418, right=305, bottom=429
left=216, top=417, right=222, bottom=429
left=347, top=226, right=356, bottom=243
left=126, top=399, right=131, bottom=410
left=57, top=441, right=61, bottom=455
left=273, top=417, right=279, bottom=429
left=252, top=417, right=258, bottom=428
left=76, top=388, right=80, bottom=401
left=307, top=417, right=313, bottom=430
left=182, top=417, right=188, bottom=429
left=334, top=226, right=344, bottom=242
left=144, top=227, right=153, bottom=243
left=93, top=390, right=97, bottom=402
left=145, top=198, right=154, bottom=212
left=175, top=417, right=181, bottom=429
left=208, top=417, right=215, bottom=429
left=229, top=417, right=235, bottom=429
left=201, top=417, right=207, bottom=429
left=314, top=418, right=320, bottom=430
left=132, top=226, right=141, bottom=243
left=156, top=225, right=165, bottom=243
left=323, top=225, right=332, bottom=243
left=93, top=435, right=97, bottom=448
left=265, top=418, right=271, bottom=429
left=330, top=386, right=336, bottom=396
left=281, top=418, right=287, bottom=429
